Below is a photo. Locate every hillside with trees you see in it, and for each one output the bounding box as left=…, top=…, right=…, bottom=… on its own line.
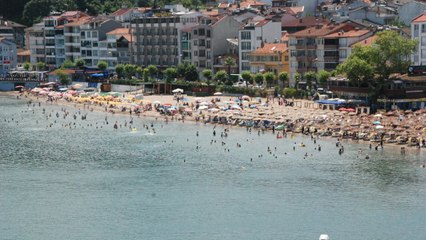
left=1, top=0, right=202, bottom=26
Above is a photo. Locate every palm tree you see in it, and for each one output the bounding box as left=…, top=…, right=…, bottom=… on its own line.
left=224, top=57, right=235, bottom=76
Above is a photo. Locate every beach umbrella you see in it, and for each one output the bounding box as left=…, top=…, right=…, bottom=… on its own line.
left=198, top=106, right=208, bottom=110
left=199, top=101, right=209, bottom=106
left=153, top=101, right=161, bottom=104
left=242, top=95, right=250, bottom=100
left=338, top=107, right=346, bottom=111
left=172, top=88, right=184, bottom=93
left=15, top=85, right=24, bottom=89
left=213, top=92, right=222, bottom=96
left=373, top=121, right=381, bottom=125
left=231, top=105, right=242, bottom=110
left=376, top=125, right=384, bottom=129
left=72, top=83, right=83, bottom=90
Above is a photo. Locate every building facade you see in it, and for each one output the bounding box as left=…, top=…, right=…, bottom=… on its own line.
left=238, top=19, right=282, bottom=72
left=79, top=18, right=122, bottom=69
left=411, top=12, right=426, bottom=66
left=130, top=10, right=200, bottom=68
left=181, top=15, right=242, bottom=75
left=249, top=42, right=289, bottom=78
left=0, top=37, right=17, bottom=76
left=288, top=21, right=371, bottom=86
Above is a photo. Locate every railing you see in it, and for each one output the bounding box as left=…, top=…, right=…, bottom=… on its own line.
left=0, top=77, right=46, bottom=82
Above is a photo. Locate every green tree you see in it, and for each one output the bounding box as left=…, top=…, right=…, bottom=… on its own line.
left=23, top=62, right=31, bottom=71
left=304, top=71, right=316, bottom=90
left=56, top=69, right=71, bottom=87
left=177, top=62, right=188, bottom=78
left=294, top=72, right=301, bottom=89
left=316, top=70, right=331, bottom=88
left=143, top=68, right=150, bottom=82
left=97, top=60, right=108, bottom=71
left=336, top=56, right=373, bottom=88
left=278, top=71, right=288, bottom=88
left=202, top=69, right=212, bottom=81
left=282, top=87, right=298, bottom=98
left=241, top=71, right=253, bottom=86
left=75, top=58, right=85, bottom=68
left=115, top=64, right=125, bottom=79
left=164, top=67, right=177, bottom=83
left=124, top=64, right=137, bottom=79
left=136, top=67, right=143, bottom=78
left=351, top=30, right=417, bottom=81
left=147, top=64, right=157, bottom=80
left=224, top=56, right=235, bottom=76
left=185, top=64, right=198, bottom=82
left=214, top=70, right=227, bottom=83
left=264, top=72, right=275, bottom=87
left=36, top=61, right=46, bottom=71
left=62, top=59, right=75, bottom=69
left=254, top=73, right=264, bottom=86
left=23, top=0, right=55, bottom=26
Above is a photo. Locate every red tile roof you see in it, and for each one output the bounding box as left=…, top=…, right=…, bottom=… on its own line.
left=352, top=35, right=377, bottom=47
left=290, top=22, right=359, bottom=38
left=283, top=16, right=329, bottom=28
left=324, top=29, right=371, bottom=38
left=412, top=12, right=426, bottom=23
left=110, top=8, right=132, bottom=16
left=251, top=43, right=288, bottom=54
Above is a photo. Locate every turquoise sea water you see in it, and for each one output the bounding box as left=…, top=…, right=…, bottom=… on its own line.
left=1, top=94, right=425, bottom=240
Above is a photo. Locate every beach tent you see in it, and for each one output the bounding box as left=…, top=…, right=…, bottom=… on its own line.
left=172, top=88, right=184, bottom=93
left=213, top=92, right=222, bottom=96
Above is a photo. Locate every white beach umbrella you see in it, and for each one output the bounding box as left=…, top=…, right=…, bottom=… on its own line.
left=172, top=88, right=184, bottom=93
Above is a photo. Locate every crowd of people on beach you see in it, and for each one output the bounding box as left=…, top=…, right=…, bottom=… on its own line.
left=15, top=88, right=426, bottom=151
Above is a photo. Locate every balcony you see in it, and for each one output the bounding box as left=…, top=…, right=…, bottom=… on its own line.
left=324, top=44, right=338, bottom=50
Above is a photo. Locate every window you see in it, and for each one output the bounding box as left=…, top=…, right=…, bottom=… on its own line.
left=422, top=24, right=426, bottom=33
left=194, top=50, right=198, bottom=56
left=241, top=31, right=251, bottom=40
left=194, top=40, right=198, bottom=46
left=256, top=36, right=262, bottom=41
left=290, top=50, right=297, bottom=57
left=199, top=29, right=205, bottom=36
left=241, top=42, right=251, bottom=50
left=421, top=37, right=426, bottom=46
left=242, top=62, right=250, bottom=71
left=206, top=40, right=211, bottom=48
left=242, top=52, right=249, bottom=60
left=339, top=49, right=347, bottom=59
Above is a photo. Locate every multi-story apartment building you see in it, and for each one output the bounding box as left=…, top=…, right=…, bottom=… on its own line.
left=64, top=17, right=90, bottom=63
left=180, top=15, right=242, bottom=75
left=26, top=22, right=46, bottom=65
left=26, top=11, right=88, bottom=67
left=79, top=18, right=122, bottom=69
left=130, top=9, right=200, bottom=68
left=288, top=21, right=371, bottom=86
left=249, top=42, right=289, bottom=77
left=0, top=37, right=17, bottom=76
left=0, top=17, right=26, bottom=48
left=238, top=19, right=282, bottom=72
left=411, top=12, right=426, bottom=66
left=106, top=28, right=132, bottom=65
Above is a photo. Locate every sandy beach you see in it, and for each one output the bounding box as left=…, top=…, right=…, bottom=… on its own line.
left=7, top=89, right=426, bottom=149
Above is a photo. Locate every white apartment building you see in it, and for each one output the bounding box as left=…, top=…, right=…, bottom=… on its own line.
left=130, top=9, right=201, bottom=68
left=238, top=19, right=282, bottom=72
left=79, top=18, right=122, bottom=69
left=26, top=22, right=45, bottom=64
left=412, top=12, right=426, bottom=65
left=0, top=37, right=17, bottom=76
